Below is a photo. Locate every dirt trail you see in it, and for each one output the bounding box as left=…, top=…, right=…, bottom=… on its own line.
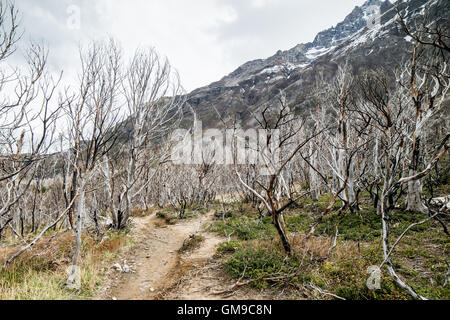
left=98, top=211, right=223, bottom=300
left=97, top=211, right=275, bottom=300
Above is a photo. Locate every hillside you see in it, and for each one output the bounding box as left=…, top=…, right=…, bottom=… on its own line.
left=184, top=0, right=442, bottom=127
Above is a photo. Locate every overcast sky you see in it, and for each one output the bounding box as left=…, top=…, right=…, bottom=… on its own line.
left=14, top=0, right=367, bottom=92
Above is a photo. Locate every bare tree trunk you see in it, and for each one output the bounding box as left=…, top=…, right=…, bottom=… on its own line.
left=309, top=143, right=320, bottom=200
left=66, top=181, right=86, bottom=289
left=67, top=168, right=77, bottom=229
left=406, top=178, right=426, bottom=212
left=381, top=192, right=426, bottom=300
left=273, top=212, right=291, bottom=255
left=347, top=160, right=356, bottom=205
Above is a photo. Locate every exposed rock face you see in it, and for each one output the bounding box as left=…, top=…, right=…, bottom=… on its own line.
left=312, top=0, right=386, bottom=48
left=182, top=0, right=444, bottom=128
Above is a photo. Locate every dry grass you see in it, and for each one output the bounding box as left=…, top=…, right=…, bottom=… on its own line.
left=178, top=235, right=205, bottom=253
left=130, top=207, right=158, bottom=218
left=222, top=228, right=449, bottom=299
left=0, top=230, right=132, bottom=300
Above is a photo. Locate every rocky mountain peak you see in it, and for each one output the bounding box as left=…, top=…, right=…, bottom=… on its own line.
left=185, top=0, right=437, bottom=128
left=312, top=0, right=392, bottom=48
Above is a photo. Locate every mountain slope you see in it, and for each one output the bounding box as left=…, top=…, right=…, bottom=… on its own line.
left=184, top=0, right=443, bottom=128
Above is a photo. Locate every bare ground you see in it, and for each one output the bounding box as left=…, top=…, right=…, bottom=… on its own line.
left=96, top=211, right=276, bottom=300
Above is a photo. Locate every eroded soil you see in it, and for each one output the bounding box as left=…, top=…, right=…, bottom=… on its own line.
left=97, top=211, right=274, bottom=300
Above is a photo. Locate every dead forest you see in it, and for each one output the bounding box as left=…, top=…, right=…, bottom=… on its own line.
left=0, top=0, right=449, bottom=300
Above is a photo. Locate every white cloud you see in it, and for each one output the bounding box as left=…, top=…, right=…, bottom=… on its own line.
left=14, top=0, right=367, bottom=92
left=251, top=0, right=275, bottom=8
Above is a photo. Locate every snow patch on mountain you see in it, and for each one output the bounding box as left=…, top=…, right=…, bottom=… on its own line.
left=305, top=46, right=334, bottom=60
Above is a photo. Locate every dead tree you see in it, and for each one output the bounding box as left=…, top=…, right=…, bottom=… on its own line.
left=63, top=40, right=123, bottom=289
left=312, top=65, right=371, bottom=212
left=397, top=0, right=449, bottom=213
left=0, top=2, right=62, bottom=239
left=233, top=92, right=326, bottom=254
left=103, top=48, right=184, bottom=229
left=358, top=61, right=448, bottom=299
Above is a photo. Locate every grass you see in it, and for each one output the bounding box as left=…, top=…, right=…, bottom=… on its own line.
left=207, top=205, right=277, bottom=240
left=208, top=216, right=277, bottom=240
left=221, top=235, right=449, bottom=299
left=217, top=241, right=243, bottom=254
left=130, top=207, right=158, bottom=218
left=155, top=205, right=208, bottom=225
left=208, top=195, right=450, bottom=300
left=178, top=235, right=205, bottom=253
left=156, top=209, right=178, bottom=225
left=0, top=229, right=133, bottom=300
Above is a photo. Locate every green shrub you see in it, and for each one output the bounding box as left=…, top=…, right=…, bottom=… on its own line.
left=208, top=217, right=276, bottom=240
left=315, top=208, right=381, bottom=241
left=286, top=213, right=314, bottom=233
left=224, top=246, right=299, bottom=289
left=217, top=241, right=242, bottom=254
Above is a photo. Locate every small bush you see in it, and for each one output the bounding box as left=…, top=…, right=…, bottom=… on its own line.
left=156, top=210, right=177, bottom=225
left=178, top=235, right=204, bottom=253
left=315, top=208, right=381, bottom=242
left=217, top=241, right=242, bottom=254
left=224, top=245, right=302, bottom=289
left=208, top=217, right=276, bottom=240
left=130, top=207, right=156, bottom=217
